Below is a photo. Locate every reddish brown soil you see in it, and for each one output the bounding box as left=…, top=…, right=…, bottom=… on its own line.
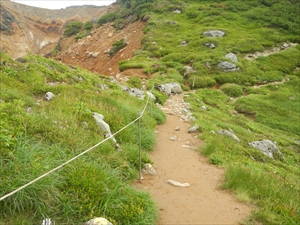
left=55, top=21, right=146, bottom=77
left=134, top=94, right=252, bottom=225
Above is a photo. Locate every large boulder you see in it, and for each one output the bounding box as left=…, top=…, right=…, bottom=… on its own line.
left=225, top=52, right=238, bottom=62
left=217, top=129, right=240, bottom=142
left=249, top=140, right=282, bottom=159
left=217, top=61, right=238, bottom=72
left=203, top=30, right=225, bottom=37
left=157, top=82, right=182, bottom=95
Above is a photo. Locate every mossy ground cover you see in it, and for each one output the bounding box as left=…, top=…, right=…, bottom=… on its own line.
left=0, top=53, right=165, bottom=224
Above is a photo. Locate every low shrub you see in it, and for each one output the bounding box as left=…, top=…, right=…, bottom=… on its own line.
left=98, top=12, right=116, bottom=25
left=188, top=76, right=216, bottom=89
left=220, top=83, right=244, bottom=97
left=109, top=39, right=127, bottom=56
left=126, top=76, right=142, bottom=88
left=63, top=21, right=83, bottom=38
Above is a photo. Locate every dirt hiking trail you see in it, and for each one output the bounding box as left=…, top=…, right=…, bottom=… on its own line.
left=134, top=94, right=251, bottom=225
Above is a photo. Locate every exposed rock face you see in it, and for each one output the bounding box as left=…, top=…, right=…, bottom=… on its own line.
left=0, top=4, right=16, bottom=35
left=225, top=52, right=238, bottom=62
left=203, top=30, right=225, bottom=37
left=217, top=129, right=240, bottom=142
left=84, top=217, right=113, bottom=225
left=217, top=61, right=238, bottom=72
left=249, top=140, right=282, bottom=159
left=157, top=82, right=182, bottom=95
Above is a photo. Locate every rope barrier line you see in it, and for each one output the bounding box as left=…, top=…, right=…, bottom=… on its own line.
left=0, top=92, right=153, bottom=202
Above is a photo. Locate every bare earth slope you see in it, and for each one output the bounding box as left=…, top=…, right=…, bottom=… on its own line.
left=135, top=94, right=251, bottom=224
left=0, top=0, right=116, bottom=59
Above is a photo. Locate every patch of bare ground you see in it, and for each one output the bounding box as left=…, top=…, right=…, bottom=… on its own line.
left=134, top=94, right=251, bottom=225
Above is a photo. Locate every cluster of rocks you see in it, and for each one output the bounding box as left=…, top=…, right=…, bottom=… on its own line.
left=211, top=128, right=282, bottom=160
left=159, top=96, right=195, bottom=122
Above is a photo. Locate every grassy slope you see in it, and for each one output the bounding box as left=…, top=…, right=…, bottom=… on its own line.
left=116, top=0, right=300, bottom=224
left=1, top=0, right=300, bottom=224
left=0, top=53, right=165, bottom=224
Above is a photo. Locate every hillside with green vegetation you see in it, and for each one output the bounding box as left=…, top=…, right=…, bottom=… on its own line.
left=1, top=0, right=300, bottom=224
left=0, top=53, right=165, bottom=224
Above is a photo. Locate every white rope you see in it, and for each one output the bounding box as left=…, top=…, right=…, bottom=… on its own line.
left=0, top=93, right=153, bottom=202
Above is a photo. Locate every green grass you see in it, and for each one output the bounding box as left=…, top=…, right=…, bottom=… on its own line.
left=0, top=52, right=165, bottom=224
left=1, top=0, right=300, bottom=224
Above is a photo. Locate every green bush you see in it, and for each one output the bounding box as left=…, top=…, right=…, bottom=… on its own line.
left=126, top=76, right=142, bottom=88
left=188, top=76, right=216, bottom=89
left=220, top=83, right=244, bottom=97
left=98, top=12, right=116, bottom=25
left=63, top=21, right=83, bottom=38
left=109, top=39, right=127, bottom=56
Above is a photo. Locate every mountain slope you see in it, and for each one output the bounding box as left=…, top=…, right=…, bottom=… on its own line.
left=0, top=0, right=117, bottom=59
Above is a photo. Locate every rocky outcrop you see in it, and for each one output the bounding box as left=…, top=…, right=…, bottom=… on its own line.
left=0, top=4, right=16, bottom=35
left=249, top=140, right=282, bottom=159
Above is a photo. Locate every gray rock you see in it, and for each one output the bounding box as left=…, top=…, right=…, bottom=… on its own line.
left=130, top=88, right=145, bottom=99
left=84, top=217, right=113, bottom=225
left=142, top=163, right=157, bottom=175
left=44, top=92, right=55, bottom=101
left=173, top=9, right=181, bottom=14
left=201, top=106, right=207, bottom=111
left=181, top=40, right=188, bottom=46
left=248, top=140, right=282, bottom=159
left=157, top=82, right=182, bottom=95
left=188, top=125, right=199, bottom=133
left=203, top=30, right=225, bottom=37
left=184, top=66, right=194, bottom=76
left=281, top=43, right=289, bottom=49
left=92, top=112, right=119, bottom=148
left=225, top=52, right=238, bottom=62
left=203, top=42, right=216, bottom=49
left=175, top=126, right=180, bottom=131
left=217, top=129, right=240, bottom=142
left=217, top=61, right=237, bottom=72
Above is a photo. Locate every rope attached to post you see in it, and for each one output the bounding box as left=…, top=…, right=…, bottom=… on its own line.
left=0, top=92, right=153, bottom=202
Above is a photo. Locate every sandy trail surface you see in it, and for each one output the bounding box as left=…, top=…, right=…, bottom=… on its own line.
left=134, top=94, right=251, bottom=225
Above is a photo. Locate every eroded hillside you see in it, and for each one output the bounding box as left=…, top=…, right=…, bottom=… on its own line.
left=0, top=0, right=118, bottom=61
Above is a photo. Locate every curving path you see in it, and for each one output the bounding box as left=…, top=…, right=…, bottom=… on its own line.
left=134, top=94, right=251, bottom=225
